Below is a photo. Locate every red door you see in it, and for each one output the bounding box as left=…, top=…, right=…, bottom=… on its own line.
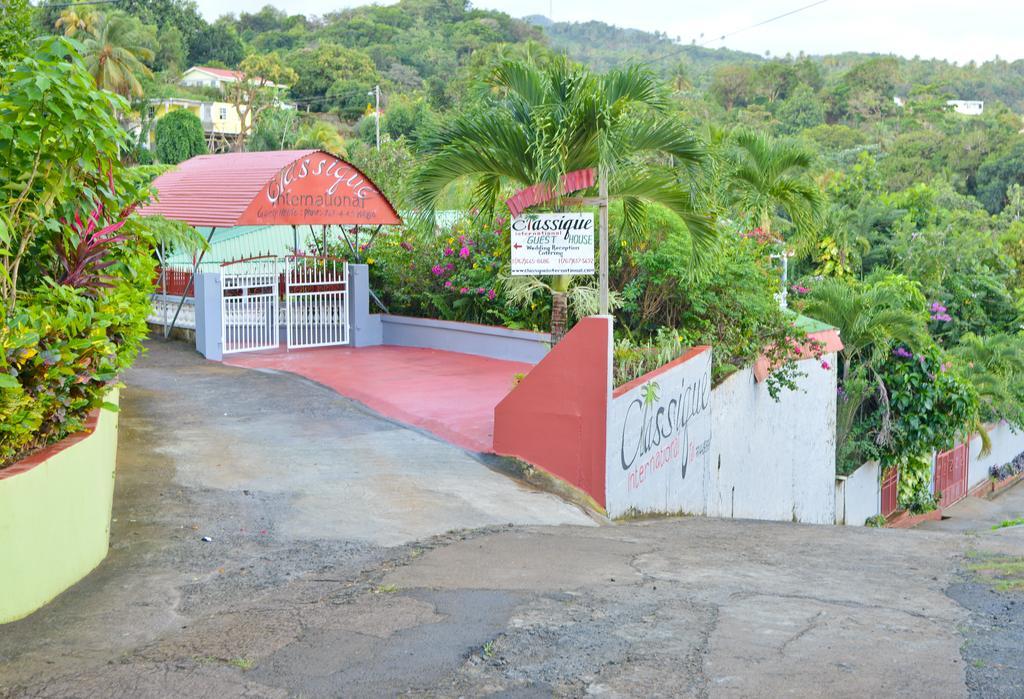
left=881, top=466, right=899, bottom=517
left=935, top=444, right=969, bottom=508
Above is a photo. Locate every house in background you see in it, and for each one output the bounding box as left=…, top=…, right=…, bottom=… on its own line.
left=179, top=65, right=288, bottom=91
left=148, top=97, right=243, bottom=153
left=144, top=66, right=294, bottom=153
left=892, top=96, right=984, bottom=116
left=947, top=99, right=984, bottom=115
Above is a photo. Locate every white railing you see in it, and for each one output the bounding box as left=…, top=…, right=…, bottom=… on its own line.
left=148, top=295, right=196, bottom=329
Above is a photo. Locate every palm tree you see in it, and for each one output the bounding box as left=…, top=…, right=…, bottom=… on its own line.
left=951, top=333, right=1024, bottom=426
left=79, top=13, right=154, bottom=98
left=411, top=57, right=716, bottom=343
left=726, top=129, right=823, bottom=244
left=802, top=274, right=930, bottom=456
left=669, top=61, right=692, bottom=93
left=55, top=7, right=98, bottom=36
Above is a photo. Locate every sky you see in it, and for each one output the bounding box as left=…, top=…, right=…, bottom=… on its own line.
left=194, top=0, right=1024, bottom=64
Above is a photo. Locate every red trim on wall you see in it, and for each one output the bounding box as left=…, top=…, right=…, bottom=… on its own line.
left=0, top=408, right=103, bottom=482
left=613, top=346, right=711, bottom=399
left=493, top=316, right=611, bottom=506
left=753, top=329, right=843, bottom=383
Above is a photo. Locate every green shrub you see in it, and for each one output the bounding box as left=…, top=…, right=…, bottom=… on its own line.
left=154, top=109, right=207, bottom=164
left=0, top=38, right=170, bottom=469
left=0, top=280, right=150, bottom=466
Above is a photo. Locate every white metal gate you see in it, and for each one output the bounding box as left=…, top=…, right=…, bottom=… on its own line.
left=284, top=255, right=349, bottom=349
left=221, top=258, right=280, bottom=354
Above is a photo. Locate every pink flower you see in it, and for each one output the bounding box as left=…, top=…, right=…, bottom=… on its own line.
left=445, top=262, right=454, bottom=271
left=792, top=284, right=810, bottom=295
left=487, top=289, right=496, bottom=300
left=459, top=246, right=470, bottom=258
left=460, top=286, right=468, bottom=294
left=820, top=360, right=831, bottom=370
left=400, top=241, right=414, bottom=251
left=477, top=287, right=486, bottom=294
left=443, top=246, right=454, bottom=256
left=431, top=264, right=444, bottom=276
left=444, top=280, right=453, bottom=288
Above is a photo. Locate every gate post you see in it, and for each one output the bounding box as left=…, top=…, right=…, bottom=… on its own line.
left=348, top=263, right=382, bottom=348
left=194, top=270, right=223, bottom=361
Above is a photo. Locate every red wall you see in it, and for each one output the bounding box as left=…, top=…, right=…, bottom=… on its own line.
left=493, top=316, right=611, bottom=507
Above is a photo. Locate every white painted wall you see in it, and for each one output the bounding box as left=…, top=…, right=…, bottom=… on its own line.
left=968, top=422, right=1024, bottom=488
left=603, top=348, right=839, bottom=524
left=707, top=354, right=838, bottom=525
left=838, top=461, right=881, bottom=526
left=605, top=349, right=713, bottom=518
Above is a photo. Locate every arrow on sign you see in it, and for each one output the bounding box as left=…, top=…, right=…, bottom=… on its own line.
left=513, top=243, right=523, bottom=249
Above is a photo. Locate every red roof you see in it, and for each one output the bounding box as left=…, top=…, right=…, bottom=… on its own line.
left=193, top=66, right=244, bottom=81
left=140, top=150, right=402, bottom=228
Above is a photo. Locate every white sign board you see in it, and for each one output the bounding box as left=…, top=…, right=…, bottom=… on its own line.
left=605, top=348, right=713, bottom=518
left=510, top=213, right=595, bottom=276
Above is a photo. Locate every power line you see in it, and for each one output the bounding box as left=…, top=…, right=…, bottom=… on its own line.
left=32, top=0, right=121, bottom=8
left=643, top=0, right=834, bottom=67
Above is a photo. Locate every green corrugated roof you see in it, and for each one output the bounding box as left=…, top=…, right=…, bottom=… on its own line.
left=166, top=225, right=333, bottom=264
left=791, top=312, right=836, bottom=334
left=164, top=211, right=469, bottom=265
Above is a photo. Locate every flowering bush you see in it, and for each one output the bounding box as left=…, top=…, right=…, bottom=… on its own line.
left=990, top=451, right=1024, bottom=482
left=355, top=216, right=550, bottom=330
left=874, top=345, right=979, bottom=507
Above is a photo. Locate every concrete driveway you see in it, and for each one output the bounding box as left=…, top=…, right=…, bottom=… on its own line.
left=136, top=340, right=593, bottom=547
left=1, top=340, right=1022, bottom=697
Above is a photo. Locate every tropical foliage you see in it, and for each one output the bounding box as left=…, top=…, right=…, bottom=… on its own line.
left=411, top=56, right=715, bottom=341
left=154, top=109, right=207, bottom=164
left=0, top=38, right=187, bottom=468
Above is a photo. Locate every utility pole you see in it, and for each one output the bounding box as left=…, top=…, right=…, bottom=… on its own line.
left=598, top=166, right=609, bottom=315
left=368, top=85, right=381, bottom=151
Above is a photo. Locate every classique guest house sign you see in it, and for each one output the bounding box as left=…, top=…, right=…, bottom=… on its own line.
left=236, top=153, right=402, bottom=226
left=510, top=212, right=595, bottom=276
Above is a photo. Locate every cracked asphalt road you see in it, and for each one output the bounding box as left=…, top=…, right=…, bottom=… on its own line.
left=1, top=340, right=1022, bottom=697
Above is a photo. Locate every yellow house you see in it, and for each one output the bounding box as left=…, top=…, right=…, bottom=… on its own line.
left=148, top=97, right=247, bottom=152
left=147, top=66, right=294, bottom=153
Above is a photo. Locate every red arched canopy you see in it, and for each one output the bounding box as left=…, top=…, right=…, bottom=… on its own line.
left=141, top=150, right=402, bottom=228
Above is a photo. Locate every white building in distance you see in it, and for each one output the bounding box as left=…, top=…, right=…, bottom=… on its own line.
left=947, top=99, right=984, bottom=116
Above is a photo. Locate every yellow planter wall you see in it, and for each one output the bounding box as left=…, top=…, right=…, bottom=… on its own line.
left=0, top=389, right=119, bottom=624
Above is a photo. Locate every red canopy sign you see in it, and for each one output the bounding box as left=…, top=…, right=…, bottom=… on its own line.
left=237, top=153, right=401, bottom=226
left=140, top=150, right=402, bottom=228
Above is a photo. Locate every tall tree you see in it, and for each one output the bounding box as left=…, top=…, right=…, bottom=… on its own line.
left=0, top=0, right=33, bottom=61
left=725, top=129, right=823, bottom=244
left=411, top=57, right=716, bottom=342
left=79, top=12, right=155, bottom=97
left=801, top=274, right=930, bottom=465
left=54, top=6, right=98, bottom=37
left=224, top=53, right=297, bottom=151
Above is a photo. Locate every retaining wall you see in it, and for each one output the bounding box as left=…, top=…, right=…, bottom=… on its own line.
left=708, top=356, right=838, bottom=525
left=836, top=461, right=881, bottom=526
left=378, top=315, right=550, bottom=364
left=495, top=317, right=841, bottom=522
left=968, top=422, right=1024, bottom=488
left=0, top=390, right=120, bottom=624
